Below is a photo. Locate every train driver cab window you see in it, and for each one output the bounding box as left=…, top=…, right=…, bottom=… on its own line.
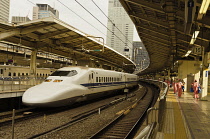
left=51, top=70, right=78, bottom=77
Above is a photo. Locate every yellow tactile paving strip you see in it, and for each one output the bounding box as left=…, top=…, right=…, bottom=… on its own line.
left=163, top=91, right=188, bottom=139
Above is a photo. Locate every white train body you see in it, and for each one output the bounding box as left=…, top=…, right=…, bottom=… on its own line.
left=22, top=66, right=138, bottom=107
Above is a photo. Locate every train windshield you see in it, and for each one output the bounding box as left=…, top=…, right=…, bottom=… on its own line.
left=50, top=70, right=78, bottom=77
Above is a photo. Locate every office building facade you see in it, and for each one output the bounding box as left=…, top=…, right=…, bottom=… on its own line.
left=106, top=0, right=134, bottom=59
left=133, top=41, right=150, bottom=71
left=12, top=16, right=31, bottom=23
left=33, top=4, right=59, bottom=20
left=0, top=0, right=10, bottom=22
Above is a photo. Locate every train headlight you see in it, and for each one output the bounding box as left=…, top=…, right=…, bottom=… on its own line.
left=44, top=79, right=52, bottom=82
left=53, top=79, right=63, bottom=82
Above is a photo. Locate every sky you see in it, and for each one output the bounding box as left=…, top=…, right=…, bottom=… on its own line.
left=9, top=0, right=141, bottom=42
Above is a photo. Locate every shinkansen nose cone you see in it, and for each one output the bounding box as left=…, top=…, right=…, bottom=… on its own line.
left=22, top=83, right=69, bottom=107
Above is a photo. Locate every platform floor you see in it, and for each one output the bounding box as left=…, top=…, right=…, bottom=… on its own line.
left=156, top=89, right=210, bottom=139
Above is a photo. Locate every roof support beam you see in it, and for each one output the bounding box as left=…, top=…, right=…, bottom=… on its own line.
left=165, top=0, right=177, bottom=49
left=129, top=12, right=169, bottom=29
left=123, top=0, right=164, bottom=13
left=136, top=24, right=170, bottom=37
left=0, top=24, right=54, bottom=40
left=39, top=29, right=71, bottom=40
left=141, top=36, right=169, bottom=47
left=139, top=32, right=170, bottom=44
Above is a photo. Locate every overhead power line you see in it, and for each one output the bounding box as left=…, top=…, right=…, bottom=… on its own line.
left=57, top=0, right=108, bottom=39
left=91, top=0, right=134, bottom=46
left=75, top=0, right=133, bottom=50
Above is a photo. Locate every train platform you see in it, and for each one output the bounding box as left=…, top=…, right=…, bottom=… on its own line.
left=0, top=85, right=28, bottom=98
left=156, top=89, right=210, bottom=139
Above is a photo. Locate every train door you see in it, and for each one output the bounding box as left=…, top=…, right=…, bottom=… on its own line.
left=88, top=71, right=94, bottom=90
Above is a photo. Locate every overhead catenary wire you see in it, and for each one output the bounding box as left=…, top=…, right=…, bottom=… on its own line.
left=91, top=0, right=134, bottom=46
left=57, top=0, right=109, bottom=40
left=75, top=0, right=133, bottom=50
left=27, top=0, right=109, bottom=40
left=27, top=0, right=36, bottom=6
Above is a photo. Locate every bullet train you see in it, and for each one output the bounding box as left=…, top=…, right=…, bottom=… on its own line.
left=22, top=66, right=138, bottom=107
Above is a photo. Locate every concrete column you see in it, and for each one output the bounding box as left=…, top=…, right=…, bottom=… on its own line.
left=30, top=49, right=37, bottom=77
left=201, top=69, right=208, bottom=100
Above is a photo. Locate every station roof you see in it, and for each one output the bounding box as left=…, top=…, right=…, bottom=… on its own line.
left=0, top=17, right=135, bottom=73
left=120, top=0, right=210, bottom=75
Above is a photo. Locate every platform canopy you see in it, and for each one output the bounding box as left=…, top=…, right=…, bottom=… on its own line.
left=120, top=0, right=210, bottom=75
left=0, top=17, right=135, bottom=73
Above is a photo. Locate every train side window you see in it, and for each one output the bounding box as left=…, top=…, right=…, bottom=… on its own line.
left=26, top=73, right=29, bottom=76
left=22, top=73, right=24, bottom=76
left=18, top=73, right=20, bottom=76
left=8, top=72, right=11, bottom=76
left=13, top=72, right=16, bottom=76
left=92, top=73, right=93, bottom=79
left=96, top=77, right=98, bottom=82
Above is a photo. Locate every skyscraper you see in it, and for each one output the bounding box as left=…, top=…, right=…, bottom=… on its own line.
left=0, top=0, right=10, bottom=22
left=133, top=41, right=149, bottom=71
left=33, top=4, right=59, bottom=20
left=106, top=0, right=134, bottom=59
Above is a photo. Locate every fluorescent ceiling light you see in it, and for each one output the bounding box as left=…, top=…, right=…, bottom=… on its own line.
left=190, top=31, right=200, bottom=44
left=199, top=0, right=210, bottom=14
left=185, top=50, right=192, bottom=57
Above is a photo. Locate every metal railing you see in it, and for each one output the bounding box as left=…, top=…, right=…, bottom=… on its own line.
left=138, top=79, right=168, bottom=138
left=0, top=76, right=45, bottom=92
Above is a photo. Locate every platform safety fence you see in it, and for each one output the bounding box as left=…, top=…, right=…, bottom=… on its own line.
left=0, top=76, right=45, bottom=92
left=141, top=79, right=168, bottom=136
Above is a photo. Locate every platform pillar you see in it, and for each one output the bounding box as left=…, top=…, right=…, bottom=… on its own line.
left=30, top=49, right=37, bottom=77
left=201, top=70, right=208, bottom=100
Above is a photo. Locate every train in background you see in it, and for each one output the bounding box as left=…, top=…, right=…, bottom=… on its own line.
left=22, top=66, right=138, bottom=107
left=0, top=65, right=55, bottom=78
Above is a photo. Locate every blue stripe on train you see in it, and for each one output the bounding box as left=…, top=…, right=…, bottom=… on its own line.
left=80, top=81, right=137, bottom=88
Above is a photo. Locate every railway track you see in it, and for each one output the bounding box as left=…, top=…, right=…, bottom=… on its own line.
left=89, top=84, right=157, bottom=139
left=0, top=108, right=38, bottom=126
left=27, top=86, right=145, bottom=139
left=0, top=90, right=134, bottom=127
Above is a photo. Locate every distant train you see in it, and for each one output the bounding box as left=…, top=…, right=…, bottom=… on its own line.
left=22, top=66, right=138, bottom=107
left=0, top=65, right=55, bottom=78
